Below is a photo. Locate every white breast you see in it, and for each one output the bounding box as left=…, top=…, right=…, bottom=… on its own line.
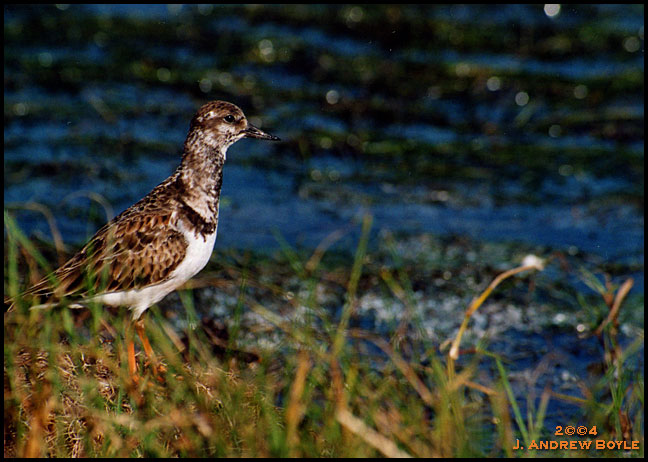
left=169, top=219, right=218, bottom=284
left=91, top=217, right=218, bottom=320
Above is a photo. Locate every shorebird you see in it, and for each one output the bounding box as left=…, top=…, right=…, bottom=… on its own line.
left=6, top=100, right=280, bottom=382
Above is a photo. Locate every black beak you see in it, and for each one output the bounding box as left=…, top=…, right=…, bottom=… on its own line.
left=242, top=124, right=280, bottom=141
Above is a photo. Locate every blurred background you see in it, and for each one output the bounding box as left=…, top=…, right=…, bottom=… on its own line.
left=4, top=4, right=643, bottom=273
left=3, top=3, right=644, bottom=435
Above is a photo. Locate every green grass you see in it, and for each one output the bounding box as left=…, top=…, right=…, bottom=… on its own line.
left=4, top=210, right=644, bottom=457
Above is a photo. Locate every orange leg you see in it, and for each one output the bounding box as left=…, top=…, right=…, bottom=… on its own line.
left=134, top=319, right=167, bottom=380
left=126, top=322, right=141, bottom=384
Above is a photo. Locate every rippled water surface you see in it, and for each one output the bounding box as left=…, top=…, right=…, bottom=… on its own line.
left=5, top=5, right=643, bottom=267
left=3, top=4, right=644, bottom=431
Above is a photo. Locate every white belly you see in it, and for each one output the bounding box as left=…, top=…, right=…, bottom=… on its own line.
left=169, top=225, right=218, bottom=285
left=93, top=221, right=218, bottom=319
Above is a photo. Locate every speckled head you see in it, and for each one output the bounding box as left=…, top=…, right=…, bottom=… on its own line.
left=189, top=100, right=280, bottom=150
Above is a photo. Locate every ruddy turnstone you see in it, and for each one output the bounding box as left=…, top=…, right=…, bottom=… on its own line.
left=6, top=100, right=279, bottom=381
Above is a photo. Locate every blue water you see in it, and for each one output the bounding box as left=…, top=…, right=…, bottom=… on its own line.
left=3, top=4, right=644, bottom=438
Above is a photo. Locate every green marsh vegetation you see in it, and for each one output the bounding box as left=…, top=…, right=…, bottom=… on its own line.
left=4, top=210, right=643, bottom=457
left=4, top=6, right=644, bottom=456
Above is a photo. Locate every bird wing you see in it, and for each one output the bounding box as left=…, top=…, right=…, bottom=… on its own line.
left=13, top=208, right=187, bottom=309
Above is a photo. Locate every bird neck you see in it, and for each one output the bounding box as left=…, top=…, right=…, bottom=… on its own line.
left=176, top=129, right=228, bottom=224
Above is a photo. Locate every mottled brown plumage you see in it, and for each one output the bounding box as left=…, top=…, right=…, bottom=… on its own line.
left=8, top=100, right=279, bottom=320
left=18, top=184, right=188, bottom=304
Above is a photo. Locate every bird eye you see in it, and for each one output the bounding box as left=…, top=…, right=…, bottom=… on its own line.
left=224, top=114, right=235, bottom=123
